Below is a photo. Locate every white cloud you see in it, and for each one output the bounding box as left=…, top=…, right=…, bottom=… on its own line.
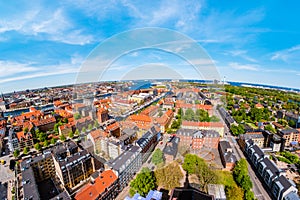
left=229, top=62, right=259, bottom=71
left=228, top=50, right=257, bottom=62
left=0, top=61, right=39, bottom=77
left=271, top=44, right=300, bottom=63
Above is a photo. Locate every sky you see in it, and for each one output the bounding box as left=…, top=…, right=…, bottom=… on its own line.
left=0, top=0, right=300, bottom=93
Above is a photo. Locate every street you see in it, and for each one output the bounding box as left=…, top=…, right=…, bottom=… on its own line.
left=215, top=104, right=271, bottom=200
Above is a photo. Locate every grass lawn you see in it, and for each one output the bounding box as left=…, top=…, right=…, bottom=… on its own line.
left=246, top=122, right=258, bottom=129
left=215, top=170, right=238, bottom=188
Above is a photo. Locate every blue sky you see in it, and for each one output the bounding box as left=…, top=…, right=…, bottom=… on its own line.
left=0, top=0, right=300, bottom=93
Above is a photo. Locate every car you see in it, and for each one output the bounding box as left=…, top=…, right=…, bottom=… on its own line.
left=160, top=141, right=163, bottom=145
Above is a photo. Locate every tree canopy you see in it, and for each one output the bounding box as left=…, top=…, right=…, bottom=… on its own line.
left=129, top=167, right=156, bottom=197
left=151, top=149, right=164, bottom=166
left=154, top=162, right=183, bottom=190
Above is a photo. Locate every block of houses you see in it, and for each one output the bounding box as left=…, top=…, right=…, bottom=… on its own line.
left=52, top=141, right=95, bottom=190
left=278, top=129, right=299, bottom=147
left=181, top=121, right=225, bottom=137
left=106, top=145, right=142, bottom=190
left=74, top=170, right=118, bottom=200
left=163, top=136, right=180, bottom=163
left=245, top=140, right=299, bottom=200
left=218, top=140, right=237, bottom=171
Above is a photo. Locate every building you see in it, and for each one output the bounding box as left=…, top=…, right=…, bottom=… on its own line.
left=278, top=129, right=299, bottom=147
left=127, top=114, right=152, bottom=130
left=217, top=107, right=237, bottom=127
left=119, top=128, right=137, bottom=146
left=74, top=170, right=118, bottom=200
left=106, top=145, right=142, bottom=191
left=245, top=140, right=299, bottom=200
left=8, top=128, right=34, bottom=152
left=87, top=129, right=108, bottom=154
left=176, top=128, right=220, bottom=149
left=207, top=184, right=226, bottom=200
left=20, top=150, right=71, bottom=200
left=125, top=190, right=162, bottom=200
left=163, top=136, right=180, bottom=163
left=238, top=133, right=265, bottom=151
left=136, top=126, right=161, bottom=163
left=218, top=140, right=237, bottom=171
left=97, top=108, right=109, bottom=123
left=52, top=141, right=95, bottom=190
left=154, top=109, right=174, bottom=133
left=181, top=121, right=225, bottom=137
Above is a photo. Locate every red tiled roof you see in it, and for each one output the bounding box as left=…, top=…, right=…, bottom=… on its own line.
left=90, top=129, right=108, bottom=140
left=182, top=121, right=224, bottom=128
left=127, top=114, right=152, bottom=123
left=176, top=103, right=212, bottom=110
left=106, top=122, right=120, bottom=132
left=74, top=170, right=117, bottom=200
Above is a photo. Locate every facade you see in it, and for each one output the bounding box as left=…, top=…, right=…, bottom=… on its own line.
left=181, top=121, right=224, bottom=137
left=136, top=126, right=160, bottom=163
left=278, top=129, right=299, bottom=147
left=107, top=145, right=142, bottom=191
left=176, top=128, right=220, bottom=150
left=245, top=140, right=299, bottom=200
left=218, top=140, right=237, bottom=171
left=163, top=136, right=180, bottom=163
left=52, top=141, right=95, bottom=190
left=74, top=170, right=118, bottom=200
left=217, top=107, right=237, bottom=127
left=8, top=128, right=33, bottom=152
left=238, top=133, right=265, bottom=151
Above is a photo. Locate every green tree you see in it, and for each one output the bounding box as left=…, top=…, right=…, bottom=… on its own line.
left=195, top=109, right=210, bottom=122
left=226, top=185, right=244, bottom=200
left=68, top=131, right=74, bottom=138
left=82, top=127, right=86, bottom=133
left=23, top=147, right=29, bottom=155
left=151, top=149, right=164, bottom=165
left=289, top=120, right=296, bottom=127
left=154, top=162, right=183, bottom=190
left=23, top=127, right=29, bottom=133
left=183, top=108, right=195, bottom=121
left=233, top=159, right=254, bottom=197
left=88, top=124, right=93, bottom=130
left=51, top=138, right=57, bottom=145
left=13, top=149, right=20, bottom=158
left=244, top=190, right=255, bottom=200
left=60, top=134, right=66, bottom=141
left=129, top=167, right=156, bottom=197
left=63, top=118, right=68, bottom=123
left=75, top=129, right=79, bottom=135
left=34, top=143, right=41, bottom=151
left=94, top=120, right=99, bottom=128
left=74, top=113, right=81, bottom=120
left=209, top=115, right=220, bottom=122
left=43, top=140, right=49, bottom=147
left=265, top=124, right=276, bottom=133
left=182, top=154, right=218, bottom=192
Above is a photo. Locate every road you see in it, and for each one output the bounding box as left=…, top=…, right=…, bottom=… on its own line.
left=0, top=155, right=14, bottom=183
left=215, top=104, right=271, bottom=200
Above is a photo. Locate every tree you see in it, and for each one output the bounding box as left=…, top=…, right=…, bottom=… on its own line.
left=182, top=154, right=218, bottom=192
left=43, top=140, right=49, bottom=147
left=50, top=138, right=57, bottom=145
left=60, top=134, right=66, bottom=141
left=13, top=149, right=20, bottom=158
left=151, top=149, right=164, bottom=165
left=289, top=120, right=296, bottom=127
left=154, top=162, right=183, bottom=190
left=94, top=120, right=99, bottom=128
left=233, top=159, right=254, bottom=197
left=265, top=124, right=276, bottom=133
left=23, top=127, right=29, bottom=133
left=244, top=190, right=255, bottom=200
left=88, top=124, right=93, bottom=130
left=226, top=185, right=244, bottom=200
left=209, top=115, right=220, bottom=122
left=74, top=113, right=81, bottom=120
left=23, top=147, right=29, bottom=155
left=195, top=109, right=210, bottom=122
left=68, top=131, right=74, bottom=138
left=75, top=129, right=79, bottom=135
left=63, top=118, right=68, bottom=123
left=82, top=127, right=86, bottom=133
left=38, top=132, right=47, bottom=142
left=129, top=167, right=156, bottom=197
left=34, top=143, right=41, bottom=151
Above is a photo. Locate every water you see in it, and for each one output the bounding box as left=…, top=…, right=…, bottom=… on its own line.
left=4, top=104, right=54, bottom=117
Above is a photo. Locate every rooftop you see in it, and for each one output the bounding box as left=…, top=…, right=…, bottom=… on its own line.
left=74, top=170, right=117, bottom=200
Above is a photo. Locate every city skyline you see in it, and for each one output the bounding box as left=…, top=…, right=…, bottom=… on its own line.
left=1, top=1, right=300, bottom=93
